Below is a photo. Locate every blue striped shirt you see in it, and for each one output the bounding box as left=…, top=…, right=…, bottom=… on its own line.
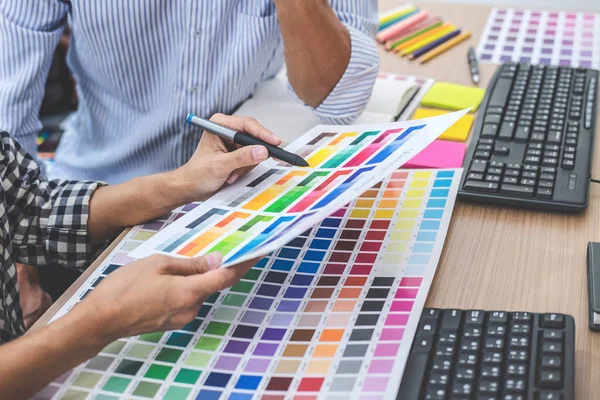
left=0, top=0, right=379, bottom=183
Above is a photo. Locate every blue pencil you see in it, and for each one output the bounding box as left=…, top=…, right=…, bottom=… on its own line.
left=408, top=29, right=462, bottom=60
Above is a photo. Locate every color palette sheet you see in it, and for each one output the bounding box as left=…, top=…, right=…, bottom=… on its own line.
left=37, top=168, right=462, bottom=400
left=477, top=8, right=600, bottom=68
left=132, top=112, right=466, bottom=267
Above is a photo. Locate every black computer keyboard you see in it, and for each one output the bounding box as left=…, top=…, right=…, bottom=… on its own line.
left=459, top=63, right=598, bottom=212
left=398, top=309, right=575, bottom=400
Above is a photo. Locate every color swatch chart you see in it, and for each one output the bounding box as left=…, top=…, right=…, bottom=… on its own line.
left=133, top=112, right=464, bottom=267
left=36, top=169, right=461, bottom=400
left=477, top=8, right=600, bottom=69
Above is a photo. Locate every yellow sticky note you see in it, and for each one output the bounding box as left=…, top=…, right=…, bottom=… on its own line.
left=420, top=82, right=486, bottom=112
left=413, top=107, right=475, bottom=142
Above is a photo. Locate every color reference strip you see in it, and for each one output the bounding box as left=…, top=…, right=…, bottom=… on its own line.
left=37, top=169, right=461, bottom=400
left=477, top=8, right=600, bottom=68
left=149, top=125, right=428, bottom=263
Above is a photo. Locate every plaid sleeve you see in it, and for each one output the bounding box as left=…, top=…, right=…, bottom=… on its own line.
left=1, top=132, right=105, bottom=270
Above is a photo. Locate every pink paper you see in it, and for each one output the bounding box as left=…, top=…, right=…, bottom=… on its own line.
left=404, top=140, right=466, bottom=169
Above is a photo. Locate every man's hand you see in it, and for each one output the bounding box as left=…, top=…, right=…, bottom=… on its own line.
left=80, top=253, right=258, bottom=341
left=175, top=114, right=282, bottom=202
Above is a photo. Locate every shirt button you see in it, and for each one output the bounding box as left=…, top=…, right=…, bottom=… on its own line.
left=189, top=86, right=198, bottom=93
left=194, top=29, right=202, bottom=36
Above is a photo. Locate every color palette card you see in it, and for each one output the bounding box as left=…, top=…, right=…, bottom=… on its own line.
left=132, top=112, right=467, bottom=267
left=477, top=8, right=600, bottom=68
left=37, top=168, right=462, bottom=400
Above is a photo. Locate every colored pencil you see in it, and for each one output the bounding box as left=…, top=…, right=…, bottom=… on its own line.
left=385, top=19, right=443, bottom=50
left=400, top=25, right=456, bottom=56
left=420, top=31, right=473, bottom=64
left=379, top=8, right=419, bottom=31
left=376, top=10, right=429, bottom=43
left=393, top=23, right=452, bottom=53
left=409, top=29, right=461, bottom=60
left=379, top=4, right=415, bottom=26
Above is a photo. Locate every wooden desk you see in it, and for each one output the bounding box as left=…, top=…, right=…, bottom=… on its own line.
left=379, top=1, right=600, bottom=398
left=35, top=1, right=600, bottom=398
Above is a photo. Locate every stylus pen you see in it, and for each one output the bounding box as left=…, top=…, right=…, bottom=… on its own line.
left=186, top=114, right=309, bottom=167
left=467, top=46, right=480, bottom=85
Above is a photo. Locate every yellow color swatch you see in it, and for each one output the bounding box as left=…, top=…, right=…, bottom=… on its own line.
left=379, top=199, right=398, bottom=209
left=403, top=199, right=423, bottom=208
left=382, top=253, right=407, bottom=264
left=407, top=189, right=426, bottom=198
left=350, top=209, right=371, bottom=218
left=413, top=107, right=474, bottom=142
left=391, top=231, right=412, bottom=241
left=387, top=242, right=408, bottom=252
left=413, top=171, right=432, bottom=179
left=307, top=147, right=338, bottom=167
left=356, top=199, right=375, bottom=208
left=410, top=179, right=429, bottom=188
left=399, top=209, right=419, bottom=219
left=395, top=220, right=416, bottom=230
left=375, top=210, right=395, bottom=219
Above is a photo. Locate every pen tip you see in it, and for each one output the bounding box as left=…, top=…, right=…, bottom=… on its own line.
left=473, top=75, right=480, bottom=84
left=186, top=114, right=195, bottom=124
left=296, top=157, right=310, bottom=167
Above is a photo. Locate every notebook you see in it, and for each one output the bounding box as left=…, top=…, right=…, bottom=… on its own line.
left=235, top=70, right=425, bottom=143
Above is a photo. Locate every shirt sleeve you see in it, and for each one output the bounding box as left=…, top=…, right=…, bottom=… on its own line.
left=0, top=0, right=69, bottom=159
left=0, top=132, right=105, bottom=270
left=286, top=0, right=380, bottom=124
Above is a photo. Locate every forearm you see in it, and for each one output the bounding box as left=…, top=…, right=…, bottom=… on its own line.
left=0, top=306, right=108, bottom=399
left=275, top=0, right=351, bottom=107
left=88, top=171, right=191, bottom=243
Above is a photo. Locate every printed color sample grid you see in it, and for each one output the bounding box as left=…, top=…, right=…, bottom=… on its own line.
left=477, top=8, right=600, bottom=69
left=36, top=169, right=461, bottom=400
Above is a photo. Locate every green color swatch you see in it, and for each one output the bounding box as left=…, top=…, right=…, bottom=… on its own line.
left=139, top=332, right=163, bottom=343
left=101, top=341, right=126, bottom=355
left=230, top=281, right=254, bottom=294
left=72, top=371, right=101, bottom=389
left=127, top=343, right=155, bottom=359
left=166, top=332, right=193, bottom=348
left=102, top=377, right=131, bottom=393
left=155, top=348, right=182, bottom=363
left=115, top=359, right=144, bottom=375
left=205, top=322, right=230, bottom=336
left=222, top=293, right=246, bottom=307
left=133, top=381, right=161, bottom=398
left=175, top=368, right=202, bottom=384
left=195, top=336, right=221, bottom=352
left=145, top=364, right=172, bottom=380
left=61, top=390, right=88, bottom=400
left=205, top=293, right=220, bottom=304
left=164, top=386, right=192, bottom=400
left=242, top=269, right=262, bottom=281
left=213, top=307, right=239, bottom=322
left=185, top=352, right=212, bottom=368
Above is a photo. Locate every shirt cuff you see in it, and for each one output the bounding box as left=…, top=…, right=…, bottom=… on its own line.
left=44, top=181, right=107, bottom=270
left=287, top=24, right=379, bottom=124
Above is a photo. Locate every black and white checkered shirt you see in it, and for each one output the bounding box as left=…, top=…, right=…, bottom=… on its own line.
left=0, top=132, right=103, bottom=343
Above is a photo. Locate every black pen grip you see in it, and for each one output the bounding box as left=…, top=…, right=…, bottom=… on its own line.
left=234, top=132, right=300, bottom=165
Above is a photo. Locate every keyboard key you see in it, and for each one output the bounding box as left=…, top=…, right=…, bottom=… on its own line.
left=494, top=146, right=510, bottom=156
left=441, top=310, right=462, bottom=332
left=488, top=167, right=503, bottom=175
left=542, top=342, right=563, bottom=354
left=541, top=314, right=565, bottom=329
left=539, top=369, right=562, bottom=389
left=475, top=150, right=491, bottom=160
left=396, top=352, right=429, bottom=399
left=467, top=172, right=484, bottom=180
left=536, top=188, right=553, bottom=199
left=485, top=114, right=502, bottom=125
left=512, top=312, right=533, bottom=323
left=499, top=122, right=516, bottom=140
left=464, top=181, right=499, bottom=193
left=489, top=311, right=508, bottom=324
left=486, top=175, right=501, bottom=183
left=505, top=169, right=520, bottom=177
left=489, top=78, right=513, bottom=107
left=538, top=180, right=554, bottom=188
left=500, top=184, right=534, bottom=197
left=482, top=124, right=499, bottom=138
left=470, top=160, right=488, bottom=173
left=536, top=392, right=563, bottom=400
left=543, top=330, right=563, bottom=341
